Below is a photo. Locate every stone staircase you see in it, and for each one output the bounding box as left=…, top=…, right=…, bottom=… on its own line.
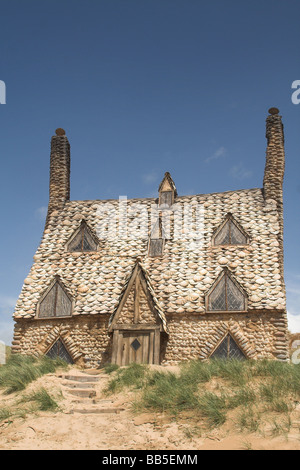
left=60, top=370, right=125, bottom=415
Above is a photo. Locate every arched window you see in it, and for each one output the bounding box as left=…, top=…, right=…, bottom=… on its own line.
left=68, top=221, right=98, bottom=252
left=38, top=278, right=72, bottom=318
left=206, top=270, right=247, bottom=312
left=213, top=214, right=248, bottom=246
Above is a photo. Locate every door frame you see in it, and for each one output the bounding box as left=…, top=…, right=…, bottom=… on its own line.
left=111, top=325, right=161, bottom=365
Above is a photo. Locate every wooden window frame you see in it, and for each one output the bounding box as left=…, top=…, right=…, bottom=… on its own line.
left=45, top=337, right=74, bottom=364
left=148, top=238, right=165, bottom=258
left=212, top=215, right=249, bottom=247
left=67, top=221, right=99, bottom=253
left=36, top=279, right=74, bottom=320
left=206, top=272, right=247, bottom=314
left=209, top=332, right=247, bottom=360
left=159, top=190, right=174, bottom=207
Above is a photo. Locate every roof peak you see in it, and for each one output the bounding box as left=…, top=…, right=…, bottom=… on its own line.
left=158, top=172, right=178, bottom=197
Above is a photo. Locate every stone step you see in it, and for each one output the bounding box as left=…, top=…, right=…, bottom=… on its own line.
left=70, top=398, right=114, bottom=405
left=82, top=369, right=104, bottom=376
left=66, top=389, right=97, bottom=398
left=62, top=382, right=96, bottom=389
left=71, top=408, right=125, bottom=415
left=63, top=375, right=100, bottom=383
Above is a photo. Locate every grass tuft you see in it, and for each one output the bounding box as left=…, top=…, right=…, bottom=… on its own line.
left=104, top=364, right=120, bottom=375
left=20, top=388, right=59, bottom=412
left=0, top=354, right=68, bottom=394
left=104, top=363, right=148, bottom=394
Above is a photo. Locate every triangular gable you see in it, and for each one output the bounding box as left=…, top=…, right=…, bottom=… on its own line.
left=158, top=172, right=177, bottom=197
left=108, top=260, right=168, bottom=333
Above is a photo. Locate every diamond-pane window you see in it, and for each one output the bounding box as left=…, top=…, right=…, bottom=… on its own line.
left=131, top=339, right=141, bottom=351
left=214, top=218, right=247, bottom=246
left=211, top=334, right=246, bottom=360
left=46, top=338, right=74, bottom=364
left=208, top=272, right=246, bottom=312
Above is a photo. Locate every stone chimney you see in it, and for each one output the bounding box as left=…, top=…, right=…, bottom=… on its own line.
left=263, top=108, right=285, bottom=207
left=46, top=128, right=70, bottom=225
left=263, top=108, right=286, bottom=320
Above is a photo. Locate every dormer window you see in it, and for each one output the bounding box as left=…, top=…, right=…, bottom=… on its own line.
left=67, top=221, right=98, bottom=253
left=213, top=214, right=248, bottom=246
left=37, top=277, right=73, bottom=318
left=206, top=270, right=247, bottom=312
left=149, top=238, right=164, bottom=257
left=148, top=213, right=165, bottom=257
left=160, top=191, right=173, bottom=207
left=158, top=172, right=177, bottom=207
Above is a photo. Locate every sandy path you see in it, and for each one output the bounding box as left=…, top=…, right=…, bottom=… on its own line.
left=0, top=368, right=300, bottom=451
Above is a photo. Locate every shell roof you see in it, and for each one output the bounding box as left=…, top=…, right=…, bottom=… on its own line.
left=14, top=187, right=286, bottom=320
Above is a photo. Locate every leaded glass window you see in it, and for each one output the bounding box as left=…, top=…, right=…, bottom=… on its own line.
left=214, top=218, right=247, bottom=246
left=208, top=272, right=246, bottom=312
left=46, top=338, right=74, bottom=364
left=68, top=223, right=98, bottom=252
left=39, top=281, right=72, bottom=318
left=211, top=334, right=246, bottom=360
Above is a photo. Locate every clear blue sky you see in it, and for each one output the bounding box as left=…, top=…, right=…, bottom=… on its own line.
left=0, top=0, right=299, bottom=345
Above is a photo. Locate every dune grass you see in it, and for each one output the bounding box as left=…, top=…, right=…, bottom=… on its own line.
left=0, top=354, right=68, bottom=394
left=0, top=355, right=67, bottom=423
left=104, top=359, right=300, bottom=430
left=0, top=388, right=60, bottom=423
left=104, top=363, right=147, bottom=393
left=19, top=388, right=60, bottom=412
left=104, top=363, right=120, bottom=375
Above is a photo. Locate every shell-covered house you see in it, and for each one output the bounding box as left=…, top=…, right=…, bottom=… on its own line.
left=12, top=108, right=289, bottom=367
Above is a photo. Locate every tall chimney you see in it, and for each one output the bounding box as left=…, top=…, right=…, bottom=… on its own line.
left=46, top=128, right=70, bottom=225
left=263, top=107, right=286, bottom=315
left=263, top=107, right=285, bottom=206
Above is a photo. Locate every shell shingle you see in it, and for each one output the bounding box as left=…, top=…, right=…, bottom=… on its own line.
left=14, top=187, right=286, bottom=320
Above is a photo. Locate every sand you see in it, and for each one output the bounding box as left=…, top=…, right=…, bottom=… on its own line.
left=0, top=366, right=300, bottom=451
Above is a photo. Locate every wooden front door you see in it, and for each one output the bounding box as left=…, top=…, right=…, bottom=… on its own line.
left=112, top=329, right=160, bottom=366
left=120, top=332, right=152, bottom=366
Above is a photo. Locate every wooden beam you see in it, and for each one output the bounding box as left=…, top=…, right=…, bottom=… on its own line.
left=116, top=331, right=123, bottom=366
left=154, top=329, right=161, bottom=365
left=134, top=274, right=140, bottom=324
left=149, top=331, right=155, bottom=365
left=111, top=330, right=119, bottom=364
left=113, top=324, right=160, bottom=331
